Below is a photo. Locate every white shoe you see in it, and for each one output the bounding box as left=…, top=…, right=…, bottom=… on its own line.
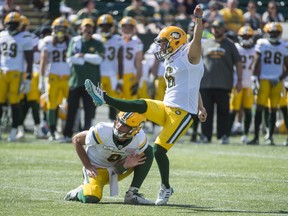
left=155, top=184, right=173, bottom=205
left=16, top=126, right=25, bottom=140
left=84, top=79, right=106, bottom=106
left=8, top=128, right=17, bottom=142
left=64, top=185, right=82, bottom=201
left=241, top=135, right=248, bottom=144
left=34, top=125, right=46, bottom=139
left=124, top=190, right=154, bottom=205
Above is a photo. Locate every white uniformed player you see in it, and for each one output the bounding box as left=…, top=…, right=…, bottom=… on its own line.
left=16, top=15, right=44, bottom=140
left=229, top=26, right=257, bottom=143
left=119, top=16, right=143, bottom=99
left=93, top=14, right=124, bottom=120
left=64, top=112, right=153, bottom=205
left=39, top=16, right=70, bottom=141
left=247, top=22, right=288, bottom=145
left=84, top=5, right=207, bottom=206
left=0, top=11, right=34, bottom=141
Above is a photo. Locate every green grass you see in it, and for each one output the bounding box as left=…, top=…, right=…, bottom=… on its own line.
left=0, top=134, right=287, bottom=216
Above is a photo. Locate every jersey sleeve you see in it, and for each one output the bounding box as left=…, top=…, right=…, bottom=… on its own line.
left=23, top=33, right=34, bottom=50
left=135, top=130, right=149, bottom=155
left=85, top=124, right=104, bottom=146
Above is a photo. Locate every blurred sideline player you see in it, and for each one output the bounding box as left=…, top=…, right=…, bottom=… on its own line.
left=247, top=22, right=288, bottom=145
left=119, top=16, right=143, bottom=99
left=93, top=14, right=124, bottom=121
left=39, top=17, right=70, bottom=141
left=137, top=53, right=153, bottom=100
left=146, top=43, right=165, bottom=136
left=0, top=12, right=33, bottom=141
left=16, top=15, right=44, bottom=140
left=229, top=26, right=256, bottom=144
left=64, top=112, right=154, bottom=205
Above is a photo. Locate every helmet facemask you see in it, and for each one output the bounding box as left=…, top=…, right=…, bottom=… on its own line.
left=6, top=22, right=19, bottom=35
left=98, top=24, right=114, bottom=38
left=113, top=112, right=146, bottom=140
left=267, top=31, right=281, bottom=43
left=52, top=26, right=67, bottom=42
left=154, top=37, right=174, bottom=60
left=238, top=35, right=254, bottom=48
left=113, top=118, right=137, bottom=140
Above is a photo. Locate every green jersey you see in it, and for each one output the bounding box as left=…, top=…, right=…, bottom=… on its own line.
left=67, top=35, right=104, bottom=88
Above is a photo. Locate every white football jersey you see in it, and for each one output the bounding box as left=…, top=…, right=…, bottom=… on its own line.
left=93, top=34, right=124, bottom=77
left=123, top=35, right=143, bottom=74
left=255, top=38, right=288, bottom=79
left=0, top=30, right=33, bottom=72
left=163, top=44, right=204, bottom=114
left=235, top=43, right=257, bottom=88
left=41, top=35, right=70, bottom=76
left=85, top=122, right=148, bottom=168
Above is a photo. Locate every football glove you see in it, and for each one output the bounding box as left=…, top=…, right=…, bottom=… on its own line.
left=251, top=75, right=259, bottom=95
left=130, top=82, right=139, bottom=96
left=20, top=79, right=31, bottom=94
left=38, top=76, right=46, bottom=93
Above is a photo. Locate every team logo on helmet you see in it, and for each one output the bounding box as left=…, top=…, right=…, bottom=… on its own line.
left=171, top=32, right=181, bottom=39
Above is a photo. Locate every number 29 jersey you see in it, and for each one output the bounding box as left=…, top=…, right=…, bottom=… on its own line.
left=255, top=38, right=288, bottom=79
left=0, top=30, right=33, bottom=72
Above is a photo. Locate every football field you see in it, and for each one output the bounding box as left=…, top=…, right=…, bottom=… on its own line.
left=0, top=131, right=287, bottom=216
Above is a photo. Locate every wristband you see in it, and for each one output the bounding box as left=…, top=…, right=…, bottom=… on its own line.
left=195, top=15, right=203, bottom=19
left=116, top=163, right=127, bottom=174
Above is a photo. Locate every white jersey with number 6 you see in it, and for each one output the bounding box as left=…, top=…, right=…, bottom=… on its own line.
left=163, top=44, right=204, bottom=114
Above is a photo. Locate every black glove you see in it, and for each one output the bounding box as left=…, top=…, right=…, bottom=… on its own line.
left=130, top=82, right=139, bottom=96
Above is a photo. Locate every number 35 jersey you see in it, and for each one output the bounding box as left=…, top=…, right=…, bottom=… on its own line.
left=85, top=122, right=148, bottom=168
left=0, top=30, right=33, bottom=72
left=255, top=38, right=288, bottom=79
left=39, top=35, right=70, bottom=76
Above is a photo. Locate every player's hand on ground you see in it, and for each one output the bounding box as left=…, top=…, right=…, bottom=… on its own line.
left=124, top=154, right=146, bottom=169
left=198, top=107, right=207, bottom=122
left=85, top=165, right=98, bottom=178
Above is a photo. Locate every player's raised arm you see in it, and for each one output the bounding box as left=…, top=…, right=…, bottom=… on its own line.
left=188, top=5, right=203, bottom=64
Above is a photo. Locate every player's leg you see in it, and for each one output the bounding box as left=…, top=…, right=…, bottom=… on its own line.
left=0, top=72, right=9, bottom=140
left=8, top=71, right=22, bottom=142
left=65, top=168, right=108, bottom=203
left=85, top=79, right=147, bottom=113
left=247, top=80, right=270, bottom=145
left=27, top=72, right=42, bottom=137
left=124, top=145, right=154, bottom=205
left=46, top=74, right=60, bottom=141
left=241, top=88, right=254, bottom=143
left=146, top=103, right=194, bottom=205
left=266, top=82, right=283, bottom=145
